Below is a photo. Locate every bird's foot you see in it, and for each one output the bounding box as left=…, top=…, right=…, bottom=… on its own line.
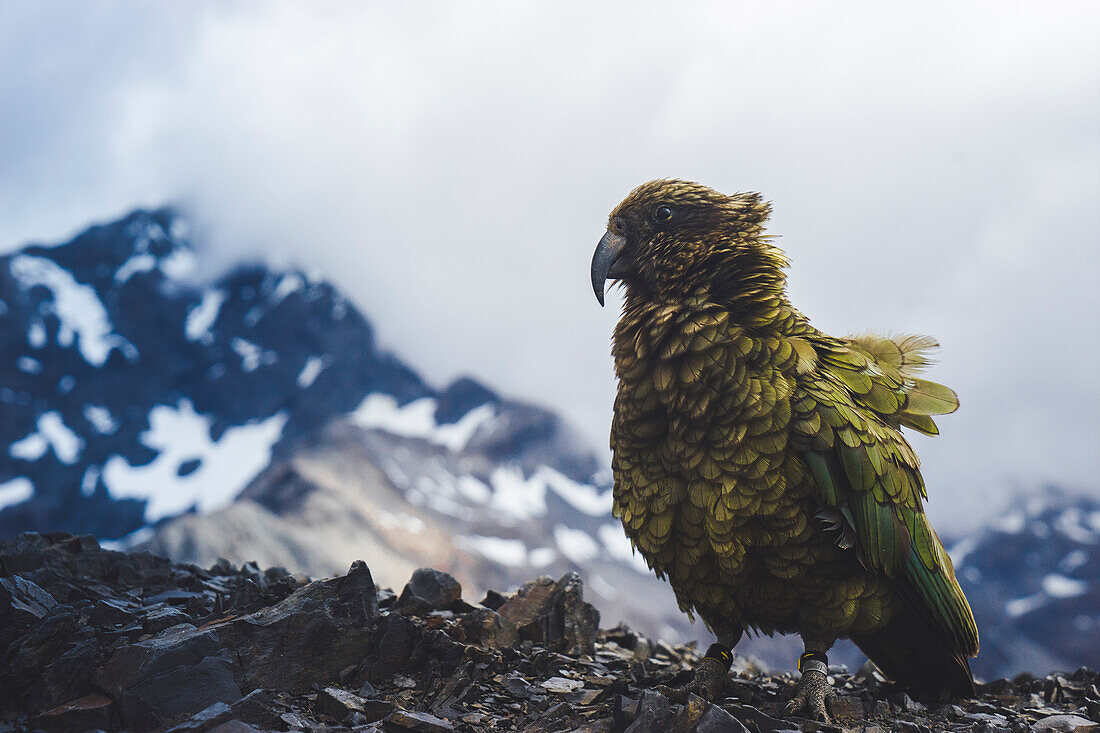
left=786, top=653, right=836, bottom=722
left=656, top=643, right=733, bottom=703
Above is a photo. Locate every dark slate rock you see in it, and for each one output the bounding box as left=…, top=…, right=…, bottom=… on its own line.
left=891, top=722, right=927, bottom=733
left=2, top=602, right=103, bottom=711
left=3, top=532, right=1098, bottom=733
left=624, top=690, right=672, bottom=733
left=166, top=689, right=285, bottom=733
left=141, top=604, right=192, bottom=634
left=163, top=701, right=232, bottom=733
left=90, top=622, right=245, bottom=728
left=224, top=689, right=285, bottom=731
left=360, top=698, right=398, bottom=723
left=215, top=577, right=376, bottom=691
left=368, top=613, right=422, bottom=684
left=0, top=576, right=57, bottom=646
left=95, top=624, right=226, bottom=697
left=117, top=655, right=242, bottom=730
left=333, top=559, right=380, bottom=623
left=458, top=607, right=517, bottom=649
left=28, top=693, right=115, bottom=732
left=890, top=691, right=926, bottom=713
left=315, top=686, right=369, bottom=721
left=386, top=709, right=455, bottom=731
left=1032, top=715, right=1100, bottom=732
left=673, top=693, right=708, bottom=730
left=479, top=589, right=508, bottom=611
left=144, top=589, right=216, bottom=616
left=396, top=568, right=462, bottom=615
left=695, top=704, right=751, bottom=733
left=88, top=597, right=139, bottom=627
left=827, top=693, right=863, bottom=721
left=722, top=704, right=795, bottom=733
left=35, top=637, right=106, bottom=714
left=496, top=572, right=599, bottom=655
left=206, top=722, right=263, bottom=733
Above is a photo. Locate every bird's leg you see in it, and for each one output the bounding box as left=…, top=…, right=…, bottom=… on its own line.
left=786, top=638, right=837, bottom=721
left=657, top=628, right=742, bottom=702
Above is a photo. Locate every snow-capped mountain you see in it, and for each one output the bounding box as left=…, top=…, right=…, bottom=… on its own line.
left=0, top=208, right=430, bottom=539
left=0, top=207, right=691, bottom=643
left=1, top=208, right=1096, bottom=679
left=949, top=490, right=1100, bottom=680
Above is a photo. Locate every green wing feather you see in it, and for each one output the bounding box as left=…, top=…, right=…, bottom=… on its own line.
left=793, top=333, right=978, bottom=657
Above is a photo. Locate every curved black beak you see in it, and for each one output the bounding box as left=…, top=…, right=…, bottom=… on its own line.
left=591, top=230, right=626, bottom=307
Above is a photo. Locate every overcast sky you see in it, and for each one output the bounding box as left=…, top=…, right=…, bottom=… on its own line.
left=2, top=2, right=1097, bottom=534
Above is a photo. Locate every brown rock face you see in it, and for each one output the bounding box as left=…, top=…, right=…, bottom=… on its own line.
left=496, top=572, right=600, bottom=655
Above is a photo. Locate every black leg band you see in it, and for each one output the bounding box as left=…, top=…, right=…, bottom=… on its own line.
left=798, top=651, right=828, bottom=673
left=703, top=643, right=733, bottom=672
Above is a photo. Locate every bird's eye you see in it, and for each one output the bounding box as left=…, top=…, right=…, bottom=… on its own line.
left=653, top=205, right=674, bottom=223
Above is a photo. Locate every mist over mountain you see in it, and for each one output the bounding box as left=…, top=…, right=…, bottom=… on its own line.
left=0, top=209, right=1095, bottom=681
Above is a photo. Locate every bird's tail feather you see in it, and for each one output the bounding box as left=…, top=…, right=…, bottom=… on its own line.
left=851, top=595, right=976, bottom=700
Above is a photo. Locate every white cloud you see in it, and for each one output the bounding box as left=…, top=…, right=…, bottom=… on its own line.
left=0, top=2, right=1097, bottom=533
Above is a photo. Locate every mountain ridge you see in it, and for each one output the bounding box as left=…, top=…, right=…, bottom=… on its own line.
left=0, top=207, right=595, bottom=540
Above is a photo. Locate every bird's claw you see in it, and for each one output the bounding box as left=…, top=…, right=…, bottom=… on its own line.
left=786, top=668, right=836, bottom=722
left=655, top=655, right=729, bottom=703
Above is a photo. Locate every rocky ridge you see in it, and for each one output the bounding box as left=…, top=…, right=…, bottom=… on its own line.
left=3, top=533, right=1098, bottom=733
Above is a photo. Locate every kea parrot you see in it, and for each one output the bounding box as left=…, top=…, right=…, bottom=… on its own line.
left=590, top=180, right=978, bottom=719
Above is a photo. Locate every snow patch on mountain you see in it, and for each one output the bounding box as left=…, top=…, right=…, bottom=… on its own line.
left=9, top=411, right=85, bottom=464
left=455, top=534, right=558, bottom=569
left=270, top=273, right=305, bottom=305
left=455, top=474, right=491, bottom=503
left=1053, top=507, right=1099, bottom=544
left=1060, top=549, right=1088, bottom=573
left=378, top=511, right=426, bottom=534
left=1006, top=594, right=1047, bottom=618
left=528, top=547, right=557, bottom=567
left=185, top=289, right=226, bottom=341
left=15, top=356, right=41, bottom=374
left=540, top=468, right=613, bottom=516
left=296, top=356, right=326, bottom=388
left=484, top=466, right=613, bottom=521
left=82, top=405, right=118, bottom=435
left=487, top=466, right=547, bottom=520
left=455, top=535, right=528, bottom=567
left=115, top=254, right=158, bottom=284
left=0, top=477, right=33, bottom=510
left=352, top=393, right=495, bottom=452
left=1042, top=573, right=1087, bottom=598
left=27, top=320, right=46, bottom=348
left=81, top=466, right=100, bottom=497
left=993, top=511, right=1026, bottom=534
left=555, top=524, right=601, bottom=563
left=8, top=255, right=135, bottom=366
left=231, top=337, right=276, bottom=373
left=160, top=248, right=196, bottom=280
left=102, top=399, right=288, bottom=521
left=598, top=523, right=651, bottom=575
left=948, top=537, right=978, bottom=567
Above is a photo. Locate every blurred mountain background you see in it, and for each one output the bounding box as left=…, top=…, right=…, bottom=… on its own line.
left=1, top=211, right=1096, bottom=680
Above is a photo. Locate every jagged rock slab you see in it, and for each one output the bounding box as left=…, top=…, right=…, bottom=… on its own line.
left=2, top=532, right=1098, bottom=732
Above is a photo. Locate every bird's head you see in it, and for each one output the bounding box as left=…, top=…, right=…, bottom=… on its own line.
left=591, top=179, right=786, bottom=307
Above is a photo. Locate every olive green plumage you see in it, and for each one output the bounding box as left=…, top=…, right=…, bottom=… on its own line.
left=595, top=180, right=978, bottom=697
